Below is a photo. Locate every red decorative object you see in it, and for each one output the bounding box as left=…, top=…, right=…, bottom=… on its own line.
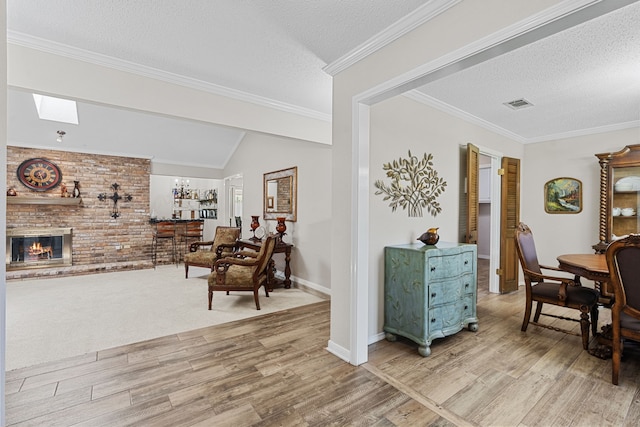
left=276, top=217, right=287, bottom=240
left=250, top=215, right=260, bottom=241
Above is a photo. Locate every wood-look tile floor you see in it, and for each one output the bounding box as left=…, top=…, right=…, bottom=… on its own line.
left=6, top=260, right=640, bottom=426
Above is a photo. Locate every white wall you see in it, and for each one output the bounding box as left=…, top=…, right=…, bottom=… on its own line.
left=224, top=132, right=332, bottom=294
left=521, top=128, right=640, bottom=270
left=367, top=95, right=525, bottom=340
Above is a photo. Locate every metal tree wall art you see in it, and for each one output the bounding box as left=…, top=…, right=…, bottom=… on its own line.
left=374, top=151, right=447, bottom=217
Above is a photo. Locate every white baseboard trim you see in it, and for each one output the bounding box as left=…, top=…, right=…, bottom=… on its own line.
left=369, top=332, right=386, bottom=345
left=326, top=340, right=351, bottom=363
left=287, top=274, right=331, bottom=298
left=478, top=254, right=490, bottom=259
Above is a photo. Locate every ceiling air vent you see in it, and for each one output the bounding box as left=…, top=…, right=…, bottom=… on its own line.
left=504, top=98, right=534, bottom=110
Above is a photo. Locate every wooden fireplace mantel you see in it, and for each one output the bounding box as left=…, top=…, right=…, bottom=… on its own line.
left=7, top=197, right=83, bottom=206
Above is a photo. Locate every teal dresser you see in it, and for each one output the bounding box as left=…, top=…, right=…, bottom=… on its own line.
left=384, top=242, right=478, bottom=357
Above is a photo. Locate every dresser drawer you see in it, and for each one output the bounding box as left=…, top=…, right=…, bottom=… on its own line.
left=428, top=276, right=474, bottom=307
left=426, top=251, right=475, bottom=280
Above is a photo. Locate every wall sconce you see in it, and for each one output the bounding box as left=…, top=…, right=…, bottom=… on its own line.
left=98, top=183, right=133, bottom=219
left=56, top=130, right=66, bottom=143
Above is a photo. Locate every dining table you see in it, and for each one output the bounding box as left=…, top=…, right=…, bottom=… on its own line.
left=556, top=253, right=612, bottom=303
left=556, top=253, right=613, bottom=358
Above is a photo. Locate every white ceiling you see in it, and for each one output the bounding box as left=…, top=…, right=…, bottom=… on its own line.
left=6, top=0, right=640, bottom=168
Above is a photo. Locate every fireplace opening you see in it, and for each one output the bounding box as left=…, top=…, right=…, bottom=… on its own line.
left=6, top=228, right=72, bottom=270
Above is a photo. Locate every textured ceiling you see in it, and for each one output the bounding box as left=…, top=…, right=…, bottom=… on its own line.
left=414, top=0, right=640, bottom=142
left=6, top=0, right=640, bottom=168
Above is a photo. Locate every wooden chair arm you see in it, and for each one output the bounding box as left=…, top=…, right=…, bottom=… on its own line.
left=539, top=264, right=565, bottom=272
left=215, top=242, right=239, bottom=258
left=235, top=250, right=259, bottom=258
left=189, top=240, right=214, bottom=252
left=523, top=267, right=574, bottom=301
left=214, top=256, right=259, bottom=268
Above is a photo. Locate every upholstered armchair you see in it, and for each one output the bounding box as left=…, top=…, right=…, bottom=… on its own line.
left=184, top=226, right=240, bottom=278
left=208, top=234, right=277, bottom=310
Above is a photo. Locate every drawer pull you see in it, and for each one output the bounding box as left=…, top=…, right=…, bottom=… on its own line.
left=431, top=318, right=436, bottom=323
left=430, top=266, right=436, bottom=272
left=465, top=283, right=470, bottom=289
left=431, top=293, right=436, bottom=298
left=464, top=260, right=468, bottom=265
left=464, top=305, right=468, bottom=310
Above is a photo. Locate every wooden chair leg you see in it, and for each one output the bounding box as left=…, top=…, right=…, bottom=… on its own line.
left=533, top=301, right=544, bottom=322
left=185, top=263, right=189, bottom=279
left=253, top=290, right=261, bottom=310
left=522, top=297, right=532, bottom=332
left=591, top=305, right=599, bottom=337
left=208, top=287, right=213, bottom=310
left=579, top=309, right=590, bottom=350
left=612, top=339, right=621, bottom=385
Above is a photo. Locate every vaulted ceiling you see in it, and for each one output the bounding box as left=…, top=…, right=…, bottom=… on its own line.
left=6, top=0, right=640, bottom=168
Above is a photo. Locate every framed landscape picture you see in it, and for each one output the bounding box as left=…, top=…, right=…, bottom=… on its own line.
left=544, top=177, right=582, bottom=214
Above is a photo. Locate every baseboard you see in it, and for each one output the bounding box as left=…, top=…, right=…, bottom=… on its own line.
left=478, top=254, right=490, bottom=259
left=285, top=274, right=331, bottom=299
left=326, top=340, right=351, bottom=363
left=369, top=331, right=386, bottom=345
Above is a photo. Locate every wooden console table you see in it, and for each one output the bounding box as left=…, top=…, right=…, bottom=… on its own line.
left=238, top=239, right=293, bottom=289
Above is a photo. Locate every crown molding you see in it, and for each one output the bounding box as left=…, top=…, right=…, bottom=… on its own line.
left=524, top=121, right=640, bottom=143
left=405, top=90, right=640, bottom=144
left=404, top=90, right=527, bottom=143
left=323, top=0, right=461, bottom=76
left=7, top=31, right=331, bottom=123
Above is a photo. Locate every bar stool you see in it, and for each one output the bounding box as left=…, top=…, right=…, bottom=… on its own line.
left=152, top=221, right=177, bottom=268
left=180, top=220, right=204, bottom=260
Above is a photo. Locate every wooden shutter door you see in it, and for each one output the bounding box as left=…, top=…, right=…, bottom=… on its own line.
left=466, top=143, right=479, bottom=244
left=499, top=157, right=520, bottom=293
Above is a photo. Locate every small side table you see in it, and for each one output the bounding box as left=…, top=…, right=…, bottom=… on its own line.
left=238, top=239, right=293, bottom=289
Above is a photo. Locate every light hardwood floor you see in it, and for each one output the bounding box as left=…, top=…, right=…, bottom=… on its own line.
left=5, top=260, right=640, bottom=426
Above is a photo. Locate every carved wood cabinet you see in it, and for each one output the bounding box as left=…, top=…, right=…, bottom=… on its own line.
left=594, top=144, right=640, bottom=253
left=383, top=242, right=478, bottom=357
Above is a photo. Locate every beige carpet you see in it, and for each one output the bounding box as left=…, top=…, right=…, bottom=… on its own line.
left=5, top=266, right=326, bottom=371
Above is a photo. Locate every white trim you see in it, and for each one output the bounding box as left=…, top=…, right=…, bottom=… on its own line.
left=289, top=275, right=331, bottom=297
left=349, top=101, right=370, bottom=365
left=405, top=92, right=640, bottom=144
left=326, top=340, right=351, bottom=362
left=524, top=120, right=640, bottom=143
left=404, top=91, right=528, bottom=144
left=323, top=0, right=461, bottom=76
left=7, top=31, right=331, bottom=123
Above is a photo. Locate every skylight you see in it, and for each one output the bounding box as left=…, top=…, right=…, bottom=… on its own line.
left=32, top=94, right=79, bottom=124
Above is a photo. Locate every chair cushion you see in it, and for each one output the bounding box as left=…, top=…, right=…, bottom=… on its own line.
left=184, top=251, right=217, bottom=266
left=621, top=312, right=640, bottom=330
left=532, top=282, right=598, bottom=306
left=208, top=264, right=254, bottom=287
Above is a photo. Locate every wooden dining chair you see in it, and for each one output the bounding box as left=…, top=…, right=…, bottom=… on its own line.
left=515, top=222, right=599, bottom=350
left=605, top=234, right=640, bottom=385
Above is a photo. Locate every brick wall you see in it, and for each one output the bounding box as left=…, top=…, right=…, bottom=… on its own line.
left=6, top=146, right=175, bottom=279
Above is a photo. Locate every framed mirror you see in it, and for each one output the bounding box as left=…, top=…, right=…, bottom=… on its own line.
left=264, top=166, right=297, bottom=221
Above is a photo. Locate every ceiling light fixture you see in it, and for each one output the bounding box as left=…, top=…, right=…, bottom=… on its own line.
left=56, top=130, right=66, bottom=143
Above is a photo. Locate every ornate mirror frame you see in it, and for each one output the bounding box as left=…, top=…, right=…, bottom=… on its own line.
left=263, top=166, right=297, bottom=222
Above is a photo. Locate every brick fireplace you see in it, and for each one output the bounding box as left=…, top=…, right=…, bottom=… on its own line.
left=6, top=146, right=156, bottom=279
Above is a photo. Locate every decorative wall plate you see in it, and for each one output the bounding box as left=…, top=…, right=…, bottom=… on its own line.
left=17, top=158, right=62, bottom=191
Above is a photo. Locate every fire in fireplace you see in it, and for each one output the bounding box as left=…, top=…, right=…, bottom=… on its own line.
left=6, top=228, right=72, bottom=270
